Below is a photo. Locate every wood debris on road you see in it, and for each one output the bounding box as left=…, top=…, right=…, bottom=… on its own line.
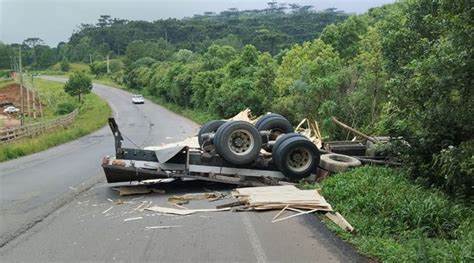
left=325, top=212, right=354, bottom=232
left=123, top=217, right=143, bottom=222
left=145, top=225, right=183, bottom=230
left=145, top=206, right=230, bottom=215
left=234, top=185, right=332, bottom=211
left=232, top=185, right=353, bottom=232
left=168, top=192, right=225, bottom=205
left=114, top=185, right=166, bottom=196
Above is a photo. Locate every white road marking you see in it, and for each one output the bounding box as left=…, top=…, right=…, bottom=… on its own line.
left=240, top=213, right=268, bottom=263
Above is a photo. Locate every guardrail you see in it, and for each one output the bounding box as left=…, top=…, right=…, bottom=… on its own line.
left=0, top=109, right=78, bottom=144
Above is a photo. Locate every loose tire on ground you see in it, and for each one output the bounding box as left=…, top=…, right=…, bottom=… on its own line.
left=214, top=121, right=262, bottom=165
left=198, top=120, right=226, bottom=147
left=273, top=134, right=320, bottom=180
left=319, top=153, right=361, bottom=172
left=255, top=114, right=293, bottom=152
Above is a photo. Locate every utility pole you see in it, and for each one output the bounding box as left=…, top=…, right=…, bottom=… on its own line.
left=31, top=75, right=37, bottom=119
left=26, top=77, right=30, bottom=117
left=89, top=54, right=92, bottom=64
left=19, top=47, right=24, bottom=126
left=107, top=55, right=110, bottom=74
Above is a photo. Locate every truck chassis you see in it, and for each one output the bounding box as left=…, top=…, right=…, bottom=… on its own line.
left=102, top=118, right=291, bottom=186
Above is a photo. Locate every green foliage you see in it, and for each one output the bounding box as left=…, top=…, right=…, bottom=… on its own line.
left=191, top=70, right=225, bottom=110
left=0, top=42, right=15, bottom=69
left=64, top=71, right=93, bottom=101
left=320, top=16, right=368, bottom=59
left=89, top=61, right=107, bottom=75
left=273, top=39, right=343, bottom=135
left=125, top=39, right=174, bottom=64
left=66, top=7, right=348, bottom=60
left=55, top=102, right=76, bottom=115
left=60, top=60, right=70, bottom=72
left=377, top=0, right=474, bottom=198
left=311, top=167, right=473, bottom=262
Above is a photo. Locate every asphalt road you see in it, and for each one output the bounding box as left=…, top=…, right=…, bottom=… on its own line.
left=0, top=78, right=365, bottom=262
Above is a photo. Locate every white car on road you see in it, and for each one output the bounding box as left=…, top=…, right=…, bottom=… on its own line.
left=131, top=95, right=145, bottom=104
left=3, top=106, right=20, bottom=114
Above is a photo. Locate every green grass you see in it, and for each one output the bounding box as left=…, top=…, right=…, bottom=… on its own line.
left=0, top=79, right=15, bottom=88
left=0, top=79, right=111, bottom=162
left=93, top=76, right=216, bottom=124
left=302, top=167, right=473, bottom=262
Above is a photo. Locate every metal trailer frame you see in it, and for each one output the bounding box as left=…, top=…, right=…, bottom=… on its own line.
left=102, top=118, right=290, bottom=186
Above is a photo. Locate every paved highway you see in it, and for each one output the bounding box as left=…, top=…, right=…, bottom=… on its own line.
left=0, top=77, right=365, bottom=262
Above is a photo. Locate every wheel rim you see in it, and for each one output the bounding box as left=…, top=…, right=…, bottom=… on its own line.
left=227, top=129, right=255, bottom=155
left=286, top=147, right=312, bottom=172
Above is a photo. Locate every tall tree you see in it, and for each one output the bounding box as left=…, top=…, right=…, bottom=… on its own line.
left=64, top=71, right=93, bottom=102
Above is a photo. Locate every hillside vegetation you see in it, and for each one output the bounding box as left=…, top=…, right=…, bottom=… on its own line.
left=109, top=1, right=472, bottom=199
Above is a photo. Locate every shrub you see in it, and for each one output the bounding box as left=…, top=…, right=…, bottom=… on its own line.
left=60, top=60, right=70, bottom=72
left=55, top=102, right=76, bottom=115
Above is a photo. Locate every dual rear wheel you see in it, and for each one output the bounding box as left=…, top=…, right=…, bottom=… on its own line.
left=197, top=114, right=320, bottom=179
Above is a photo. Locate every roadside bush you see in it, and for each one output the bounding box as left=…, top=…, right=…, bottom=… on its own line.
left=109, top=59, right=124, bottom=73
left=60, top=60, right=70, bottom=72
left=55, top=102, right=76, bottom=115
left=89, top=61, right=107, bottom=76
left=432, top=141, right=473, bottom=198
left=0, top=70, right=10, bottom=78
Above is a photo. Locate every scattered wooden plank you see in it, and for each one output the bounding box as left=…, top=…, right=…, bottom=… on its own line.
left=272, top=209, right=319, bottom=223
left=145, top=225, right=183, bottom=230
left=124, top=217, right=143, bottom=222
left=216, top=200, right=246, bottom=209
left=332, top=117, right=379, bottom=143
left=325, top=212, right=354, bottom=232
left=145, top=206, right=230, bottom=215
left=102, top=206, right=114, bottom=214
left=235, top=185, right=332, bottom=211
left=116, top=185, right=151, bottom=196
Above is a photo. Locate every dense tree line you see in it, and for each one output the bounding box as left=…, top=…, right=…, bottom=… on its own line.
left=0, top=38, right=58, bottom=70
left=118, top=0, right=472, bottom=198
left=0, top=2, right=347, bottom=69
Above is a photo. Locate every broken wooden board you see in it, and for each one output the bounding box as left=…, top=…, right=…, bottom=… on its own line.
left=145, top=206, right=230, bottom=215
left=235, top=185, right=332, bottom=211
left=114, top=185, right=166, bottom=196
left=168, top=192, right=225, bottom=205
left=325, top=212, right=355, bottom=232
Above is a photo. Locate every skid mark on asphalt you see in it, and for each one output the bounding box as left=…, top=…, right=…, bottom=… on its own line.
left=240, top=213, right=268, bottom=263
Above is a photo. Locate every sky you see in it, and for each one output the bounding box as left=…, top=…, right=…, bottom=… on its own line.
left=0, top=0, right=395, bottom=46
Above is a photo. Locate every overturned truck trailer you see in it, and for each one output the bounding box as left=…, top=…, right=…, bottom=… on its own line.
left=102, top=114, right=322, bottom=186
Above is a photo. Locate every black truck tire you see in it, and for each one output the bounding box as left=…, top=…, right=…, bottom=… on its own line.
left=198, top=120, right=226, bottom=147
left=214, top=121, right=262, bottom=165
left=272, top=133, right=306, bottom=154
left=256, top=114, right=293, bottom=152
left=273, top=134, right=320, bottom=180
left=319, top=153, right=361, bottom=172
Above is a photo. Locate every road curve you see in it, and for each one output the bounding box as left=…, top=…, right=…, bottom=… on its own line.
left=0, top=78, right=365, bottom=262
left=0, top=76, right=199, bottom=246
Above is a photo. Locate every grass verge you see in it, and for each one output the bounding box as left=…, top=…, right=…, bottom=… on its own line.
left=93, top=76, right=216, bottom=124
left=302, top=166, right=473, bottom=262
left=0, top=80, right=111, bottom=162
